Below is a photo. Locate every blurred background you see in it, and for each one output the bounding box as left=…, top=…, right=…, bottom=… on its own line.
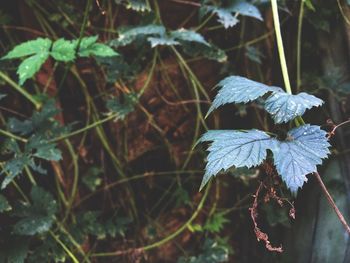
left=0, top=0, right=350, bottom=262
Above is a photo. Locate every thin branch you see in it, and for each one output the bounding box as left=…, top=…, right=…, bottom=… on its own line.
left=314, top=172, right=350, bottom=234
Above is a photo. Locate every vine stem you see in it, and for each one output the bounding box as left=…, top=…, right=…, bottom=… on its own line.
left=271, top=0, right=350, bottom=235
left=314, top=172, right=350, bottom=234
left=296, top=0, right=305, bottom=92
left=0, top=71, right=41, bottom=109
left=270, top=0, right=292, bottom=94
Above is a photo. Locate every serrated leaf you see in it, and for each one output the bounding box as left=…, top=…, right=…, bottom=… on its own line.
left=31, top=141, right=62, bottom=161
left=202, top=0, right=262, bottom=29
left=207, top=76, right=282, bottom=116
left=17, top=52, right=49, bottom=85
left=271, top=125, right=330, bottom=193
left=0, top=237, right=29, bottom=263
left=12, top=186, right=57, bottom=235
left=77, top=36, right=118, bottom=57
left=106, top=92, right=138, bottom=120
left=0, top=194, right=11, bottom=212
left=177, top=238, right=229, bottom=263
left=111, top=25, right=166, bottom=47
left=182, top=42, right=227, bottom=62
left=170, top=29, right=210, bottom=46
left=1, top=155, right=31, bottom=189
left=245, top=46, right=264, bottom=64
left=2, top=38, right=51, bottom=59
left=228, top=1, right=263, bottom=21
left=115, top=0, right=151, bottom=12
left=264, top=92, right=324, bottom=123
left=82, top=167, right=103, bottom=192
left=81, top=43, right=118, bottom=57
left=50, top=38, right=76, bottom=62
left=199, top=129, right=273, bottom=190
left=8, top=99, right=60, bottom=136
left=147, top=36, right=180, bottom=47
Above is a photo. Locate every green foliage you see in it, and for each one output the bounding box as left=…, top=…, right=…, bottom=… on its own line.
left=2, top=36, right=118, bottom=84
left=70, top=211, right=132, bottom=242
left=82, top=166, right=103, bottom=191
left=114, top=0, right=151, bottom=12
left=204, top=212, right=229, bottom=233
left=0, top=237, right=29, bottom=263
left=111, top=24, right=226, bottom=62
left=12, top=186, right=57, bottom=235
left=51, top=38, right=76, bottom=62
left=106, top=92, right=139, bottom=120
left=0, top=194, right=11, bottom=212
left=177, top=238, right=230, bottom=263
left=1, top=100, right=65, bottom=188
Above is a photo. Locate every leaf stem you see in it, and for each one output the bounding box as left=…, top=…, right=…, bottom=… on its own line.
left=270, top=0, right=292, bottom=94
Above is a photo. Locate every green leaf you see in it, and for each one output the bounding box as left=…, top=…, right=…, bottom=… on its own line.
left=2, top=38, right=51, bottom=59
left=115, top=0, right=151, bottom=12
left=1, top=155, right=32, bottom=189
left=0, top=194, right=11, bottom=213
left=50, top=38, right=76, bottom=62
left=0, top=236, right=29, bottom=263
left=8, top=99, right=60, bottom=136
left=106, top=92, right=138, bottom=120
left=271, top=125, right=330, bottom=193
left=82, top=167, right=103, bottom=191
left=26, top=135, right=62, bottom=162
left=264, top=92, right=324, bottom=123
left=198, top=129, right=273, bottom=190
left=204, top=212, right=229, bottom=233
left=17, top=52, right=49, bottom=85
left=27, top=236, right=65, bottom=263
left=84, top=43, right=119, bottom=57
left=77, top=36, right=118, bottom=57
left=177, top=238, right=229, bottom=263
left=12, top=186, right=57, bottom=235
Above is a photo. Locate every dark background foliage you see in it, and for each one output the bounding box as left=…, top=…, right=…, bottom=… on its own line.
left=0, top=0, right=350, bottom=262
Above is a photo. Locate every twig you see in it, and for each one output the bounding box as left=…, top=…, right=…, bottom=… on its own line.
left=314, top=172, right=350, bottom=234
left=327, top=119, right=350, bottom=138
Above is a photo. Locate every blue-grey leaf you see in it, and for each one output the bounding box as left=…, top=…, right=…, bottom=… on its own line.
left=272, top=125, right=330, bottom=193
left=264, top=92, right=324, bottom=123
left=147, top=36, right=180, bottom=47
left=207, top=76, right=282, bottom=116
left=205, top=6, right=239, bottom=28
left=111, top=25, right=166, bottom=47
left=170, top=29, right=210, bottom=46
left=199, top=129, right=272, bottom=190
left=228, top=1, right=263, bottom=21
